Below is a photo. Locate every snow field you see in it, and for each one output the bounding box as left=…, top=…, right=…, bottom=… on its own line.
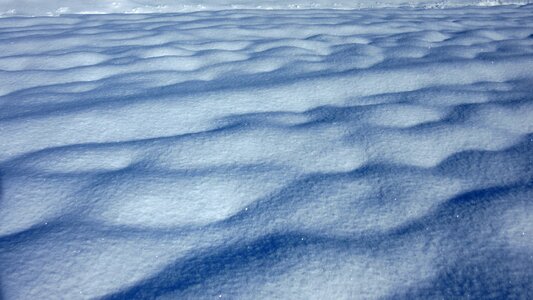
left=0, top=5, right=532, bottom=299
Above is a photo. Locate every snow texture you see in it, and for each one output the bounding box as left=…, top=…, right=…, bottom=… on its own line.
left=0, top=4, right=532, bottom=300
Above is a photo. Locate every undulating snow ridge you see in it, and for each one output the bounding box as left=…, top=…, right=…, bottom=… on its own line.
left=0, top=5, right=532, bottom=300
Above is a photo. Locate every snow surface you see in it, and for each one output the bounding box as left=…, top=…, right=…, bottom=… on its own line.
left=0, top=4, right=532, bottom=300
left=0, top=0, right=532, bottom=15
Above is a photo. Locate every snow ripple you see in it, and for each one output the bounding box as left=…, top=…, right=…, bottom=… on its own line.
left=0, top=6, right=532, bottom=299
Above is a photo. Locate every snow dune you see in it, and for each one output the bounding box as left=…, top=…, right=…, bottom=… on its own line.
left=0, top=5, right=532, bottom=300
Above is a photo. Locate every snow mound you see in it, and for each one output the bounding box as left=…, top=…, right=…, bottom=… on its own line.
left=0, top=5, right=532, bottom=300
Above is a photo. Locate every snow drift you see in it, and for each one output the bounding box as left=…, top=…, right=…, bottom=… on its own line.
left=0, top=4, right=532, bottom=300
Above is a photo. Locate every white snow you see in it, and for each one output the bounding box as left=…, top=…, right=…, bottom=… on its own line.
left=0, top=4, right=532, bottom=300
left=0, top=0, right=532, bottom=15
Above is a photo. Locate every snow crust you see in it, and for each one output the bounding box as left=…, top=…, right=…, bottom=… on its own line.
left=0, top=0, right=532, bottom=16
left=0, top=5, right=532, bottom=300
